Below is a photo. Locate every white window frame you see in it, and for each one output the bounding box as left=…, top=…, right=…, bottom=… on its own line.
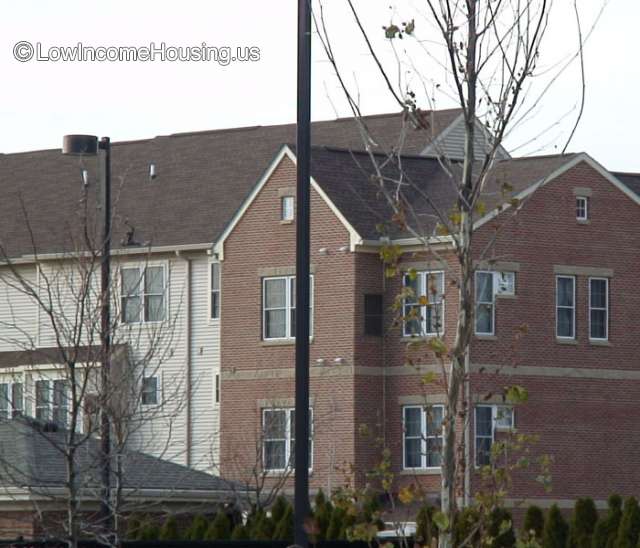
left=576, top=196, right=588, bottom=220
left=589, top=277, right=609, bottom=341
left=402, top=405, right=444, bottom=470
left=475, top=404, right=515, bottom=467
left=262, top=407, right=313, bottom=473
left=475, top=271, right=496, bottom=336
left=281, top=196, right=295, bottom=221
left=141, top=375, right=160, bottom=406
left=0, top=381, right=24, bottom=420
left=120, top=263, right=168, bottom=324
left=262, top=275, right=314, bottom=341
left=402, top=271, right=445, bottom=337
left=556, top=275, right=576, bottom=339
left=210, top=261, right=221, bottom=320
left=34, top=379, right=70, bottom=427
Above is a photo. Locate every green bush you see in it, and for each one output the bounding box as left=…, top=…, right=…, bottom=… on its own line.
left=416, top=504, right=438, bottom=546
left=326, top=506, right=347, bottom=540
left=230, top=523, right=249, bottom=540
left=313, top=494, right=333, bottom=540
left=488, top=507, right=516, bottom=548
left=523, top=505, right=545, bottom=541
left=593, top=495, right=623, bottom=548
left=273, top=505, right=294, bottom=541
left=271, top=495, right=289, bottom=525
left=125, top=515, right=143, bottom=540
left=250, top=510, right=275, bottom=541
left=185, top=514, right=209, bottom=540
left=138, top=519, right=160, bottom=541
left=158, top=515, right=179, bottom=540
left=615, top=497, right=640, bottom=548
left=542, top=504, right=569, bottom=548
left=453, top=507, right=481, bottom=547
left=569, top=498, right=599, bottom=548
left=205, top=511, right=231, bottom=540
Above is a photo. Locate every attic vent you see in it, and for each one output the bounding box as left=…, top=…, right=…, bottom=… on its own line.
left=149, top=163, right=157, bottom=180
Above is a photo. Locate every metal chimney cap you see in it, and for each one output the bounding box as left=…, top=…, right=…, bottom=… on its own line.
left=62, top=134, right=98, bottom=156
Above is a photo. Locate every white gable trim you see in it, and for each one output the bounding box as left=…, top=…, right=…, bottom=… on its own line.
left=474, top=153, right=640, bottom=231
left=213, top=145, right=363, bottom=259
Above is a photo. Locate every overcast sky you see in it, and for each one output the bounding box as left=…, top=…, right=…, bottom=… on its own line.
left=0, top=0, right=636, bottom=171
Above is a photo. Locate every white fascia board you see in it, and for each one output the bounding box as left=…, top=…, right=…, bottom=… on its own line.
left=472, top=153, right=640, bottom=231
left=213, top=145, right=364, bottom=257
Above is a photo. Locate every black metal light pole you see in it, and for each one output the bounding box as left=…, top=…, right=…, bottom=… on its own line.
left=62, top=134, right=112, bottom=531
left=295, top=0, right=312, bottom=546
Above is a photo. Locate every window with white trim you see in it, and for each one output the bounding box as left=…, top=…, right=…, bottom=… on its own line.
left=475, top=271, right=495, bottom=335
left=576, top=197, right=588, bottom=220
left=121, top=266, right=166, bottom=323
left=210, top=263, right=220, bottom=319
left=475, top=404, right=514, bottom=466
left=35, top=379, right=69, bottom=427
left=142, top=376, right=158, bottom=406
left=281, top=196, right=295, bottom=221
left=403, top=271, right=445, bottom=336
left=262, top=408, right=313, bottom=472
left=214, top=373, right=220, bottom=404
left=556, top=275, right=576, bottom=339
left=262, top=276, right=313, bottom=340
left=403, top=405, right=444, bottom=469
left=589, top=277, right=608, bottom=340
left=0, top=382, right=23, bottom=420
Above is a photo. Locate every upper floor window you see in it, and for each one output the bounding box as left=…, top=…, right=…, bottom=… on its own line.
left=576, top=196, right=588, bottom=220
left=475, top=404, right=514, bottom=466
left=121, top=265, right=166, bottom=323
left=403, top=405, right=444, bottom=469
left=0, top=381, right=23, bottom=420
left=210, top=263, right=220, bottom=319
left=589, top=277, right=609, bottom=341
left=142, top=376, right=159, bottom=406
left=262, top=407, right=313, bottom=472
left=35, top=379, right=69, bottom=428
left=403, top=271, right=444, bottom=337
left=475, top=271, right=495, bottom=335
left=364, top=294, right=383, bottom=336
left=281, top=196, right=295, bottom=222
left=262, top=275, right=313, bottom=340
left=556, top=275, right=575, bottom=339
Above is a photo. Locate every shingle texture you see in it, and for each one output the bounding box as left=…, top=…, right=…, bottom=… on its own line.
left=0, top=416, right=237, bottom=493
left=0, top=112, right=455, bottom=259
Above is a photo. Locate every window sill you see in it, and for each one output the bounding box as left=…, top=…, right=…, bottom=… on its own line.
left=261, top=338, right=314, bottom=347
left=556, top=338, right=578, bottom=345
left=401, top=334, right=441, bottom=342
left=577, top=219, right=590, bottom=225
left=399, top=468, right=441, bottom=476
left=262, top=470, right=313, bottom=477
left=496, top=294, right=517, bottom=300
left=475, top=334, right=497, bottom=341
left=589, top=339, right=611, bottom=347
left=280, top=220, right=294, bottom=225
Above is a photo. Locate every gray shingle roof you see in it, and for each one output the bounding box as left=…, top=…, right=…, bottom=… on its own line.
left=0, top=111, right=457, bottom=259
left=0, top=417, right=237, bottom=494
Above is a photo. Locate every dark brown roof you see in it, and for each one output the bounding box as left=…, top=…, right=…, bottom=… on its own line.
left=308, top=147, right=579, bottom=239
left=613, top=172, right=640, bottom=197
left=0, top=111, right=458, bottom=259
left=0, top=345, right=127, bottom=368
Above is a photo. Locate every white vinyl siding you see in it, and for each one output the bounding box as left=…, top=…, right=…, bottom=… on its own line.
left=589, top=277, right=608, bottom=341
left=556, top=275, right=576, bottom=339
left=403, top=271, right=445, bottom=336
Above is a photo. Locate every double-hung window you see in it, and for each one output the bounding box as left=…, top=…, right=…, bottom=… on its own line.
left=475, top=271, right=495, bottom=335
left=403, top=271, right=445, bottom=336
left=589, top=278, right=608, bottom=341
left=281, top=196, right=295, bottom=221
left=576, top=197, right=588, bottom=220
left=475, top=405, right=514, bottom=466
left=210, top=263, right=221, bottom=319
left=403, top=405, right=444, bottom=469
left=262, top=275, right=313, bottom=340
left=556, top=275, right=576, bottom=339
left=142, top=376, right=159, bottom=406
left=121, top=266, right=166, bottom=323
left=262, top=408, right=313, bottom=472
left=0, top=382, right=23, bottom=420
left=35, top=379, right=69, bottom=427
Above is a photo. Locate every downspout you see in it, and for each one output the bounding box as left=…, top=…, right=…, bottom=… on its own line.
left=178, top=251, right=193, bottom=467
